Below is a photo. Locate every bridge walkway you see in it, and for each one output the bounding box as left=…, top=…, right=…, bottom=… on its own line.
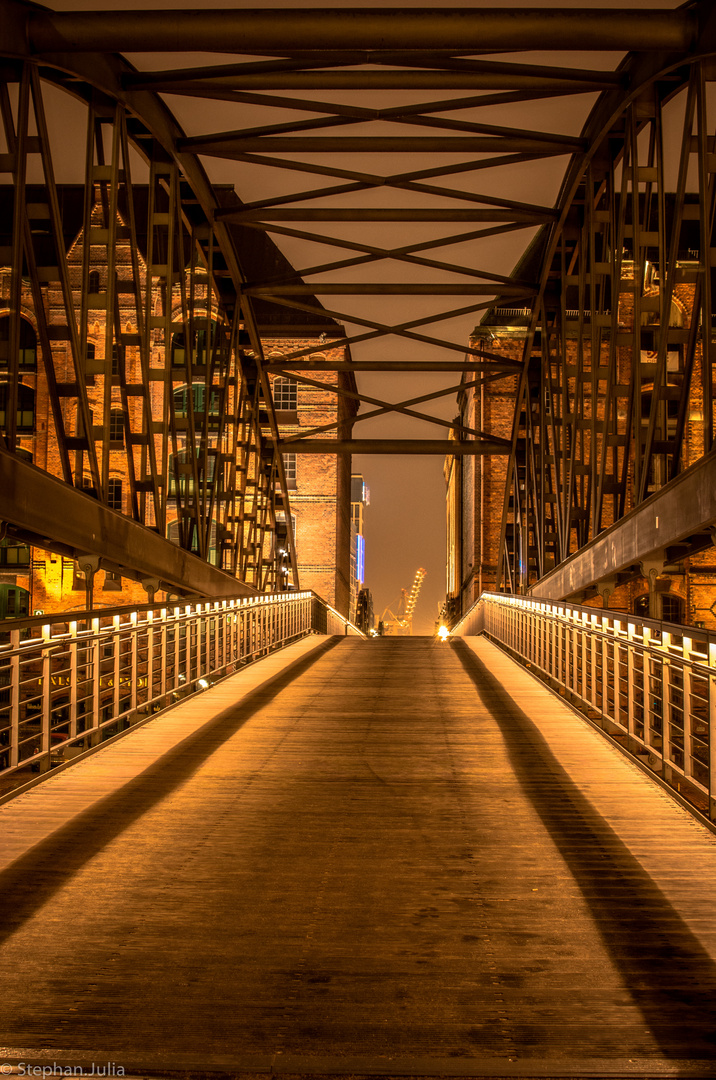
left=1, top=635, right=716, bottom=1077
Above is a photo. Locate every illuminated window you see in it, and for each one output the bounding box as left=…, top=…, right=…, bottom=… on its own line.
left=168, top=449, right=218, bottom=499
left=167, top=517, right=218, bottom=563
left=173, top=384, right=222, bottom=429
left=0, top=540, right=31, bottom=567
left=171, top=322, right=219, bottom=367
left=273, top=377, right=297, bottom=411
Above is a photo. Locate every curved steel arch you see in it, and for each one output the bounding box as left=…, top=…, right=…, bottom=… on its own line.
left=496, top=0, right=716, bottom=595
left=4, top=0, right=716, bottom=605
left=0, top=9, right=301, bottom=594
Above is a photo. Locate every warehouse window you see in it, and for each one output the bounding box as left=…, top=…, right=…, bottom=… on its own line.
left=273, top=377, right=297, bottom=411
left=109, top=409, right=125, bottom=445
left=107, top=478, right=123, bottom=511
left=0, top=382, right=35, bottom=433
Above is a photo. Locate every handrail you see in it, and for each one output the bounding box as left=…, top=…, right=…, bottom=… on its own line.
left=0, top=590, right=362, bottom=788
left=452, top=592, right=716, bottom=823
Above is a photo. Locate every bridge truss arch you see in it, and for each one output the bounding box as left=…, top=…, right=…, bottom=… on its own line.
left=0, top=14, right=299, bottom=596
left=2, top=0, right=716, bottom=605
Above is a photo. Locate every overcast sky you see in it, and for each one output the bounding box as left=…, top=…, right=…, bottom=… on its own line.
left=42, top=0, right=683, bottom=630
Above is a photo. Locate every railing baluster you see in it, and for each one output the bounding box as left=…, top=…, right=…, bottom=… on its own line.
left=0, top=590, right=361, bottom=790
left=451, top=591, right=716, bottom=821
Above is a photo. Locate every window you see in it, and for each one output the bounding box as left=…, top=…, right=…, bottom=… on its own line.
left=273, top=377, right=297, bottom=411
left=167, top=449, right=218, bottom=499
left=88, top=271, right=101, bottom=293
left=167, top=517, right=218, bottom=563
left=0, top=540, right=31, bottom=567
left=173, top=384, right=222, bottom=429
left=112, top=344, right=124, bottom=378
left=109, top=409, right=124, bottom=445
left=82, top=474, right=98, bottom=499
left=661, top=594, right=685, bottom=624
left=171, top=322, right=219, bottom=367
left=282, top=452, right=297, bottom=489
left=0, top=382, right=35, bottom=433
left=634, top=592, right=685, bottom=624
left=0, top=316, right=37, bottom=370
left=107, top=478, right=123, bottom=511
left=0, top=585, right=29, bottom=620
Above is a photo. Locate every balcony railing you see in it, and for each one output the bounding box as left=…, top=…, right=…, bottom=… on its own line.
left=0, top=591, right=361, bottom=793
left=452, top=593, right=716, bottom=824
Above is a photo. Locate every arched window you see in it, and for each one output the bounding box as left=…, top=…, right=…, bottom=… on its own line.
left=167, top=517, right=218, bottom=563
left=88, top=270, right=101, bottom=293
left=634, top=592, right=685, bottom=624
left=173, top=384, right=222, bottom=429
left=0, top=316, right=37, bottom=370
left=171, top=322, right=219, bottom=367
left=0, top=382, right=35, bottom=433
left=273, top=377, right=297, bottom=412
left=0, top=584, right=29, bottom=620
left=167, top=448, right=218, bottom=499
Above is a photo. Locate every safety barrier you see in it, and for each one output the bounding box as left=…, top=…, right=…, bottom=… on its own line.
left=0, top=591, right=361, bottom=787
left=452, top=592, right=716, bottom=823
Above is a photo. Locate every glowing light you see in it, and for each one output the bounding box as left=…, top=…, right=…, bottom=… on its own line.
left=437, top=626, right=449, bottom=642
left=198, top=678, right=209, bottom=690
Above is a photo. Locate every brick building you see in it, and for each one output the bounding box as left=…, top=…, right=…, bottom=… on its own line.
left=0, top=187, right=357, bottom=618
left=445, top=271, right=716, bottom=631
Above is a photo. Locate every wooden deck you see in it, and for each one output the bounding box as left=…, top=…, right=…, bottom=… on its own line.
left=1, top=634, right=716, bottom=1078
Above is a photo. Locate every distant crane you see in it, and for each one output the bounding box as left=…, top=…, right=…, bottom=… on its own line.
left=381, top=568, right=427, bottom=636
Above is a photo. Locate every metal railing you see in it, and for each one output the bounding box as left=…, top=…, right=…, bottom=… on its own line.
left=452, top=592, right=716, bottom=822
left=0, top=590, right=361, bottom=788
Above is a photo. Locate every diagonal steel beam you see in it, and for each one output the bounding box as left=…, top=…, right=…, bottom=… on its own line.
left=181, top=118, right=584, bottom=152
left=210, top=149, right=553, bottom=191
left=252, top=292, right=536, bottom=360
left=272, top=370, right=513, bottom=440
left=125, top=58, right=623, bottom=93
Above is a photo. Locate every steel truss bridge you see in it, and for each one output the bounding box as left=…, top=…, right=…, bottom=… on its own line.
left=5, top=7, right=716, bottom=1070
left=0, top=0, right=715, bottom=602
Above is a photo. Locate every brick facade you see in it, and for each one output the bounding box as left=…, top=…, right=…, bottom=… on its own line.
left=446, top=276, right=716, bottom=631
left=0, top=192, right=356, bottom=617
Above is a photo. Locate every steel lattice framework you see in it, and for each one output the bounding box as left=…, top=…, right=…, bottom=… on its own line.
left=1, top=0, right=716, bottom=598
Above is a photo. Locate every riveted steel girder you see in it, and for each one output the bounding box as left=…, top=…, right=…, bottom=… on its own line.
left=25, top=9, right=695, bottom=55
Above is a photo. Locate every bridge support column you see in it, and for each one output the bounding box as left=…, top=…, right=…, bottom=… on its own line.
left=76, top=555, right=101, bottom=611
left=596, top=576, right=618, bottom=610
left=141, top=578, right=162, bottom=604
left=640, top=555, right=665, bottom=620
